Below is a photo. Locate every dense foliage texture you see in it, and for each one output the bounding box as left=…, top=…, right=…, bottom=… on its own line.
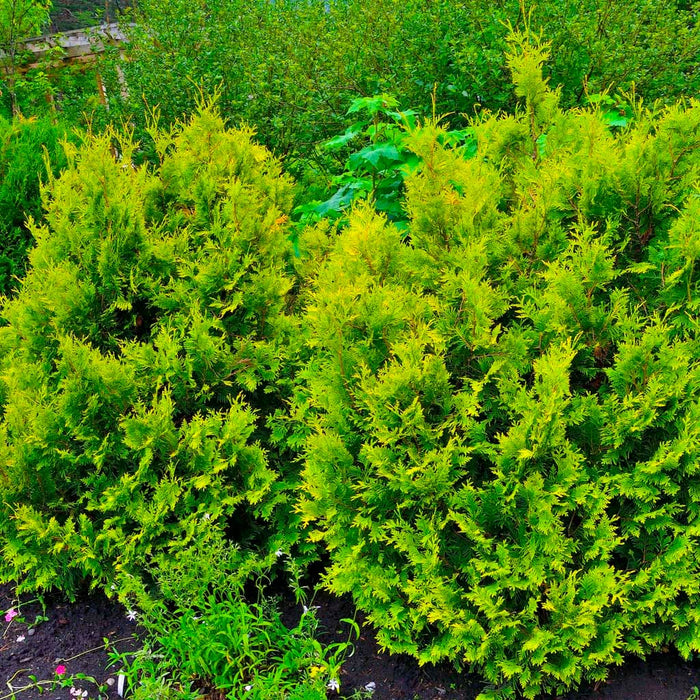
left=0, top=114, right=69, bottom=294
left=120, top=0, right=700, bottom=163
left=4, top=20, right=700, bottom=698
left=289, top=38, right=700, bottom=698
left=0, top=106, right=299, bottom=594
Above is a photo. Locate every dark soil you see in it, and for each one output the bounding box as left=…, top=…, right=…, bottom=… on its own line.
left=3, top=581, right=700, bottom=700
left=0, top=583, right=141, bottom=700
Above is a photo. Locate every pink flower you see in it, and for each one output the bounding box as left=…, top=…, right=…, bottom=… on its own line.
left=55, top=665, right=66, bottom=676
left=4, top=608, right=18, bottom=622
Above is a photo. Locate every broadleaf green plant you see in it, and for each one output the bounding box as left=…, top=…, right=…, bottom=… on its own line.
left=295, top=94, right=418, bottom=226
left=295, top=94, right=476, bottom=230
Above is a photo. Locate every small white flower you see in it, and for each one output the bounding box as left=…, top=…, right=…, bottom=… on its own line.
left=16, top=634, right=25, bottom=642
left=244, top=685, right=253, bottom=692
left=364, top=681, right=376, bottom=692
left=275, top=549, right=284, bottom=558
left=327, top=678, right=340, bottom=692
left=203, top=512, right=211, bottom=520
left=110, top=584, right=117, bottom=591
left=126, top=609, right=138, bottom=621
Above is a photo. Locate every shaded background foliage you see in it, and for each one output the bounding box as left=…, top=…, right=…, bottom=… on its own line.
left=118, top=0, right=700, bottom=165
left=49, top=0, right=130, bottom=31
left=0, top=115, right=71, bottom=295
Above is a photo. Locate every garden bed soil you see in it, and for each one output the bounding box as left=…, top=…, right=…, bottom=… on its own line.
left=0, top=583, right=141, bottom=700
left=3, top=582, right=700, bottom=700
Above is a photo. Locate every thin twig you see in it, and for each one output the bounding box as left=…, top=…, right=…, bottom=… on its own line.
left=2, top=678, right=53, bottom=700
left=56, top=635, right=136, bottom=663
left=6, top=668, right=31, bottom=686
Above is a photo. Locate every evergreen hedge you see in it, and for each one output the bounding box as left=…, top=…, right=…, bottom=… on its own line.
left=2, top=33, right=700, bottom=700
left=0, top=106, right=300, bottom=594
left=291, top=37, right=700, bottom=698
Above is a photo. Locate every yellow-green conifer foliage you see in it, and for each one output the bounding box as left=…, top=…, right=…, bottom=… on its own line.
left=293, top=38, right=700, bottom=698
left=0, top=106, right=298, bottom=595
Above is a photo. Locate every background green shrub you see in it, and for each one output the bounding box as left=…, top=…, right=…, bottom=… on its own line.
left=0, top=0, right=52, bottom=114
left=117, top=0, right=700, bottom=168
left=0, top=105, right=302, bottom=595
left=290, top=36, right=700, bottom=699
left=7, top=59, right=113, bottom=127
left=0, top=114, right=71, bottom=295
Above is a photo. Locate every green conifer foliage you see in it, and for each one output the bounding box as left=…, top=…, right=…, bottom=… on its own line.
left=294, top=37, right=700, bottom=698
left=0, top=106, right=298, bottom=594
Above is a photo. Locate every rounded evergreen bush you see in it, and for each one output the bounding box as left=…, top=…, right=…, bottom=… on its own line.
left=293, top=38, right=700, bottom=698
left=0, top=106, right=300, bottom=595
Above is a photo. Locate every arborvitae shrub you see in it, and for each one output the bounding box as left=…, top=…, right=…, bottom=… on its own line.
left=293, top=36, right=700, bottom=698
left=0, top=106, right=300, bottom=595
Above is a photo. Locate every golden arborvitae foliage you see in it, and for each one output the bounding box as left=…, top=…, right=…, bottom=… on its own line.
left=293, top=36, right=700, bottom=699
left=0, top=105, right=300, bottom=596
